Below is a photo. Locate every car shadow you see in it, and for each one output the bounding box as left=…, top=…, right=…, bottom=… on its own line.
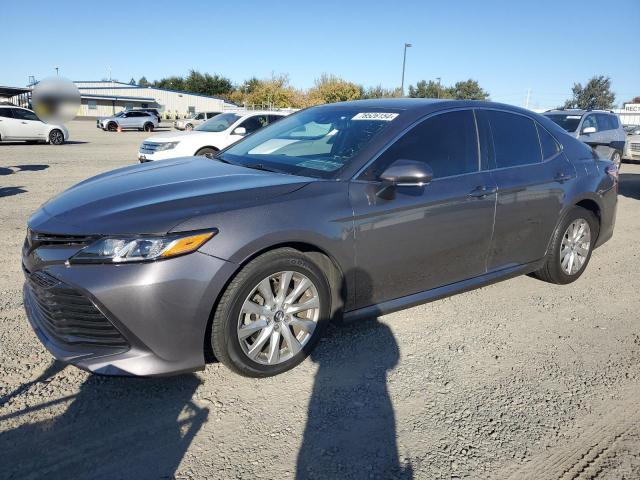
left=619, top=172, right=640, bottom=200
left=296, top=269, right=413, bottom=479
left=0, top=363, right=208, bottom=480
left=0, top=141, right=88, bottom=145
left=0, top=164, right=49, bottom=175
left=0, top=186, right=27, bottom=197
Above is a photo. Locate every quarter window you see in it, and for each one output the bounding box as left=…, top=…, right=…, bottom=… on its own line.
left=536, top=123, right=560, bottom=160
left=482, top=110, right=541, bottom=168
left=368, top=110, right=479, bottom=180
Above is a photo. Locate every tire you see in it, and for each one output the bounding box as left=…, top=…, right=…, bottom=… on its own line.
left=143, top=122, right=154, bottom=132
left=185, top=123, right=193, bottom=131
left=195, top=147, right=218, bottom=158
left=211, top=248, right=331, bottom=377
left=611, top=151, right=622, bottom=170
left=48, top=129, right=64, bottom=145
left=107, top=122, right=118, bottom=132
left=531, top=206, right=599, bottom=284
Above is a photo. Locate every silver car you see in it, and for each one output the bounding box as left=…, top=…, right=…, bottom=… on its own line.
left=543, top=109, right=626, bottom=168
left=97, top=111, right=159, bottom=132
left=174, top=111, right=221, bottom=131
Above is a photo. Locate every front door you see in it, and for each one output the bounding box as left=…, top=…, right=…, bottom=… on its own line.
left=349, top=109, right=497, bottom=309
left=11, top=108, right=47, bottom=140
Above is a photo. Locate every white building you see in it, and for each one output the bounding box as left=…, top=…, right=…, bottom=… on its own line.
left=74, top=81, right=232, bottom=118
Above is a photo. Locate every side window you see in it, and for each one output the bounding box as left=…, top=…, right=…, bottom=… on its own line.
left=268, top=115, right=284, bottom=124
left=596, top=114, right=612, bottom=131
left=240, top=115, right=269, bottom=134
left=365, top=109, right=479, bottom=180
left=581, top=115, right=597, bottom=132
left=13, top=109, right=40, bottom=121
left=0, top=108, right=14, bottom=118
left=536, top=123, right=560, bottom=160
left=195, top=113, right=204, bottom=120
left=610, top=115, right=620, bottom=129
left=484, top=110, right=541, bottom=168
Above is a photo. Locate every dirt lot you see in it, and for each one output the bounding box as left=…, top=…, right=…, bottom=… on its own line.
left=1, top=120, right=639, bottom=479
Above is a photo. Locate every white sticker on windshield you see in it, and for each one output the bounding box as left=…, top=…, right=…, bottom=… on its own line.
left=352, top=112, right=398, bottom=121
left=567, top=115, right=582, bottom=119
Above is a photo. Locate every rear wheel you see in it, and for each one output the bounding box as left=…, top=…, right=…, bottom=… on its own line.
left=49, top=129, right=64, bottom=145
left=532, top=206, right=598, bottom=284
left=195, top=147, right=218, bottom=158
left=211, top=248, right=330, bottom=377
left=143, top=122, right=154, bottom=132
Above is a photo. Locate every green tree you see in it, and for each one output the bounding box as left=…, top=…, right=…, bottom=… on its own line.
left=184, top=70, right=233, bottom=96
left=138, top=76, right=150, bottom=87
left=242, top=74, right=303, bottom=108
left=129, top=77, right=136, bottom=85
left=362, top=85, right=401, bottom=99
left=307, top=74, right=362, bottom=105
left=153, top=76, right=185, bottom=91
left=564, top=76, right=615, bottom=110
left=408, top=80, right=451, bottom=99
left=449, top=79, right=489, bottom=100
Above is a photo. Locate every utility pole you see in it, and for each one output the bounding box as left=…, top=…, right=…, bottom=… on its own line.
left=436, top=77, right=442, bottom=99
left=55, top=66, right=59, bottom=76
left=525, top=88, right=531, bottom=109
left=400, top=43, right=412, bottom=96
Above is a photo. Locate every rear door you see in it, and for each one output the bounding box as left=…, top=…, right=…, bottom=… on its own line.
left=349, top=109, right=497, bottom=308
left=477, top=109, right=575, bottom=270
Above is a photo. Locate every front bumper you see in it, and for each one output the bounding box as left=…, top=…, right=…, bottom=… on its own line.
left=23, top=251, right=237, bottom=376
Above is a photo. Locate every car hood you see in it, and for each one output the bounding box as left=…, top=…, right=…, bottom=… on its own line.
left=29, top=157, right=313, bottom=235
left=145, top=130, right=213, bottom=142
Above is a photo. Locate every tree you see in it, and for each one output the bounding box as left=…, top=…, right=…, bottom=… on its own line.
left=564, top=76, right=615, bottom=110
left=129, top=77, right=136, bottom=85
left=449, top=79, right=489, bottom=100
left=138, top=76, right=150, bottom=87
left=306, top=74, right=362, bottom=105
left=408, top=80, right=451, bottom=99
left=628, top=96, right=640, bottom=104
left=184, top=70, right=233, bottom=96
left=241, top=74, right=304, bottom=108
left=153, top=76, right=185, bottom=91
left=362, top=85, right=401, bottom=99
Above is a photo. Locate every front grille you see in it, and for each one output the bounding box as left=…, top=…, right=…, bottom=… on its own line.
left=631, top=143, right=640, bottom=152
left=25, top=229, right=95, bottom=252
left=139, top=141, right=162, bottom=154
left=26, top=271, right=129, bottom=349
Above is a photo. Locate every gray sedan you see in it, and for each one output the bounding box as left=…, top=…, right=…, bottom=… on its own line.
left=23, top=99, right=618, bottom=377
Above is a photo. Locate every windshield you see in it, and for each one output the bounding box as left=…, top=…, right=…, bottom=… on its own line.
left=544, top=113, right=582, bottom=132
left=114, top=111, right=126, bottom=117
left=195, top=113, right=241, bottom=132
left=219, top=107, right=400, bottom=179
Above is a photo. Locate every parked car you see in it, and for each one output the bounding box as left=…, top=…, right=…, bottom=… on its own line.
left=23, top=99, right=618, bottom=377
left=0, top=105, right=68, bottom=144
left=623, top=133, right=640, bottom=161
left=623, top=124, right=640, bottom=135
left=543, top=109, right=625, bottom=168
left=130, top=108, right=162, bottom=123
left=138, top=111, right=286, bottom=162
left=174, top=111, right=222, bottom=131
left=97, top=111, right=159, bottom=132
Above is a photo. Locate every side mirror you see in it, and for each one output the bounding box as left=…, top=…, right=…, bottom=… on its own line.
left=377, top=159, right=433, bottom=199
left=380, top=159, right=433, bottom=186
left=232, top=126, right=246, bottom=136
left=582, top=126, right=597, bottom=135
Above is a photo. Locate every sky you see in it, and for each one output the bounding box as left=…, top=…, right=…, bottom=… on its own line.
left=2, top=0, right=639, bottom=109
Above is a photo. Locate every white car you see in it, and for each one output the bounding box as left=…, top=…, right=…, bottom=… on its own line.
left=138, top=111, right=288, bottom=162
left=624, top=133, right=640, bottom=161
left=0, top=105, right=69, bottom=144
left=174, top=111, right=222, bottom=131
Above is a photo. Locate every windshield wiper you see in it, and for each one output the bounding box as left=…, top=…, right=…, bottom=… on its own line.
left=244, top=163, right=280, bottom=173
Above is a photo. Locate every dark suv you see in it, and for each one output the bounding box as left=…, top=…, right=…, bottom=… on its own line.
left=543, top=109, right=625, bottom=168
left=22, top=100, right=618, bottom=378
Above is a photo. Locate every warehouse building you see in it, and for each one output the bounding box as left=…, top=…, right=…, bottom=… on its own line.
left=74, top=81, right=232, bottom=119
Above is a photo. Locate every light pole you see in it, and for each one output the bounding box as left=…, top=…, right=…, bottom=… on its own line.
left=400, top=43, right=412, bottom=96
left=55, top=66, right=59, bottom=76
left=436, top=77, right=441, bottom=99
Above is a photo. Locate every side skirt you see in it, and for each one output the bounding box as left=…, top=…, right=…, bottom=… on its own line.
left=342, top=260, right=544, bottom=323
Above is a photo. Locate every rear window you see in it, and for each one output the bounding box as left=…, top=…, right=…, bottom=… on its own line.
left=536, top=123, right=560, bottom=160
left=483, top=110, right=542, bottom=168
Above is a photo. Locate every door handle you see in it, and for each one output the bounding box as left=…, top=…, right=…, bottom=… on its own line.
left=554, top=173, right=575, bottom=183
left=21, top=121, right=28, bottom=124
left=468, top=186, right=497, bottom=198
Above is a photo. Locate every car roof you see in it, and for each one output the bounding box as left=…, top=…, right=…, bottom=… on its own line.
left=544, top=108, right=615, bottom=116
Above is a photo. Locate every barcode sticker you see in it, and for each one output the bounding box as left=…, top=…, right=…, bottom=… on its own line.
left=352, top=112, right=399, bottom=121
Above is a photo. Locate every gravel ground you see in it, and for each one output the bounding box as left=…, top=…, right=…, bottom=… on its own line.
left=1, top=121, right=639, bottom=479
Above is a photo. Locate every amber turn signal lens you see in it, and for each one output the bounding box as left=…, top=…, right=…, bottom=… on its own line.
left=161, top=232, right=215, bottom=258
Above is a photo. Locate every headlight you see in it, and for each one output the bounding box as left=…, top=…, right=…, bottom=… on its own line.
left=70, top=231, right=215, bottom=264
left=155, top=141, right=180, bottom=151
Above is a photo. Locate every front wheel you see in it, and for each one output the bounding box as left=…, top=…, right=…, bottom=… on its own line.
left=211, top=248, right=331, bottom=377
left=185, top=123, right=193, bottom=131
left=611, top=151, right=622, bottom=170
left=531, top=206, right=598, bottom=284
left=49, top=129, right=64, bottom=145
left=195, top=147, right=218, bottom=158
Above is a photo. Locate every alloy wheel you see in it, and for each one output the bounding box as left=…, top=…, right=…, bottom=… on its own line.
left=50, top=130, right=63, bottom=145
left=237, top=271, right=320, bottom=365
left=560, top=219, right=591, bottom=275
